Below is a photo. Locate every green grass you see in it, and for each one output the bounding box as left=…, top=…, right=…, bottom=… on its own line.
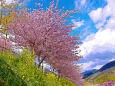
left=0, top=48, right=77, bottom=86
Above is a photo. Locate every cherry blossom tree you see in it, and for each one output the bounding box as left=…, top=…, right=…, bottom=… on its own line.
left=6, top=1, right=83, bottom=86
left=0, top=0, right=26, bottom=52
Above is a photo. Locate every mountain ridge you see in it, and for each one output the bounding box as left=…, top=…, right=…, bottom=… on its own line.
left=83, top=60, right=115, bottom=79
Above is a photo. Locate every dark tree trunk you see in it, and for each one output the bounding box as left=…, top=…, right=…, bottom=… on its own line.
left=38, top=56, right=46, bottom=68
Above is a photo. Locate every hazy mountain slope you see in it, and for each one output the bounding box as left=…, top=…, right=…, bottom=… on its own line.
left=82, top=69, right=98, bottom=79
left=98, top=60, right=115, bottom=72
left=85, top=66, right=115, bottom=84
left=83, top=60, right=115, bottom=85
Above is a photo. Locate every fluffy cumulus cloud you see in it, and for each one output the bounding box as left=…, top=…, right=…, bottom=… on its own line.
left=71, top=19, right=84, bottom=30
left=89, top=8, right=103, bottom=23
left=89, top=0, right=115, bottom=29
left=79, top=28, right=115, bottom=71
left=79, top=0, right=115, bottom=71
left=80, top=29, right=115, bottom=56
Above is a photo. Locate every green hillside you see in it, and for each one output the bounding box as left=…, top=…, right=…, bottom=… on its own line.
left=84, top=66, right=115, bottom=85
left=0, top=58, right=27, bottom=86
left=0, top=49, right=77, bottom=86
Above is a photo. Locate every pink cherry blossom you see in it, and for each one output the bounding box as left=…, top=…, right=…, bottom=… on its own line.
left=6, top=1, right=83, bottom=86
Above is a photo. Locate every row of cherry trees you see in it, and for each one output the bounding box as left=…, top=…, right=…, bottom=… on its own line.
left=0, top=0, right=25, bottom=52
left=0, top=0, right=83, bottom=86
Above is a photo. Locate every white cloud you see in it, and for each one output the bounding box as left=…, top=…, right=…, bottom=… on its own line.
left=72, top=19, right=84, bottom=30
left=89, top=0, right=115, bottom=29
left=78, top=61, right=94, bottom=71
left=93, top=65, right=103, bottom=69
left=89, top=8, right=103, bottom=23
left=76, top=0, right=115, bottom=71
left=95, top=20, right=106, bottom=29
left=80, top=29, right=115, bottom=57
left=81, top=0, right=86, bottom=6
left=81, top=0, right=115, bottom=57
left=79, top=29, right=115, bottom=71
left=105, top=17, right=115, bottom=29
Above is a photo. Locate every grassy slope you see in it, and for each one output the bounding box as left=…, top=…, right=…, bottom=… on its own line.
left=0, top=49, right=77, bottom=86
left=84, top=66, right=115, bottom=85
left=0, top=58, right=27, bottom=86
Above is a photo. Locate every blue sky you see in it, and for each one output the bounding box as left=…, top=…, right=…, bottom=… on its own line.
left=5, top=0, right=115, bottom=72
